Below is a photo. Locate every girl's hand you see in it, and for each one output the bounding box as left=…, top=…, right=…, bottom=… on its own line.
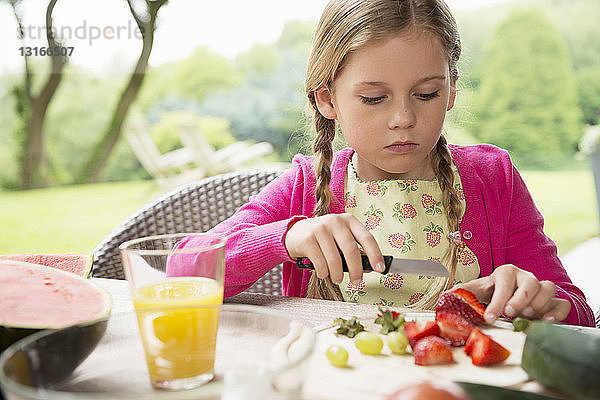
left=284, top=213, right=385, bottom=285
left=455, top=264, right=571, bottom=324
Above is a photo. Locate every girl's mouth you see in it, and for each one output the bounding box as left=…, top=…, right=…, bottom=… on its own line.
left=385, top=142, right=418, bottom=153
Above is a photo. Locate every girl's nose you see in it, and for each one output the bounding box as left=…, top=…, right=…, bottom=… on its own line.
left=389, top=100, right=416, bottom=130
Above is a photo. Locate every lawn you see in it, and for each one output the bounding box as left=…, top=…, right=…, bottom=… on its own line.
left=0, top=170, right=598, bottom=256
left=0, top=181, right=158, bottom=254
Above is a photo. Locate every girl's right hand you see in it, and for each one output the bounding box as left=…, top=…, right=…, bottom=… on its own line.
left=284, top=213, right=385, bottom=285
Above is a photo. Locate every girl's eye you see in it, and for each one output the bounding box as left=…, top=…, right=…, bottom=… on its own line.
left=416, top=90, right=440, bottom=101
left=360, top=95, right=386, bottom=104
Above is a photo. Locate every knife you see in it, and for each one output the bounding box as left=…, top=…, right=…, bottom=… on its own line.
left=296, top=254, right=449, bottom=277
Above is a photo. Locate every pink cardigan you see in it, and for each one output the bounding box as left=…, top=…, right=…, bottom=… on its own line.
left=184, top=145, right=593, bottom=326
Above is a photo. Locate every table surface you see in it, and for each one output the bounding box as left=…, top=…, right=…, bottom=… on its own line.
left=93, top=278, right=597, bottom=399
left=94, top=277, right=392, bottom=329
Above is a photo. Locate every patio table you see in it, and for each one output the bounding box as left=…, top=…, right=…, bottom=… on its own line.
left=92, top=277, right=580, bottom=399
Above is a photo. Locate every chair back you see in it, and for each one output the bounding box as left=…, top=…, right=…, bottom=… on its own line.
left=92, top=168, right=285, bottom=295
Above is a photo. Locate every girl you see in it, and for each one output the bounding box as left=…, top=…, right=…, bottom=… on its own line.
left=177, top=0, right=594, bottom=326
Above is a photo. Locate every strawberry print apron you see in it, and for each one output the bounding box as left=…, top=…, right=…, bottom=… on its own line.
left=341, top=160, right=480, bottom=306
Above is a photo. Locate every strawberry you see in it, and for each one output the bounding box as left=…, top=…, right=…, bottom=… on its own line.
left=464, top=327, right=510, bottom=366
left=366, top=182, right=387, bottom=196
left=379, top=273, right=404, bottom=290
left=365, top=214, right=382, bottom=230
left=404, top=292, right=424, bottom=306
left=388, top=232, right=415, bottom=253
left=364, top=205, right=384, bottom=230
left=403, top=320, right=441, bottom=349
left=388, top=232, right=407, bottom=248
left=436, top=310, right=475, bottom=346
left=454, top=183, right=465, bottom=200
left=457, top=247, right=477, bottom=266
left=413, top=336, right=454, bottom=366
left=436, top=288, right=485, bottom=326
left=392, top=202, right=417, bottom=222
left=421, top=193, right=437, bottom=209
left=344, top=192, right=357, bottom=208
left=421, top=193, right=441, bottom=215
left=424, top=222, right=443, bottom=247
left=453, top=288, right=486, bottom=318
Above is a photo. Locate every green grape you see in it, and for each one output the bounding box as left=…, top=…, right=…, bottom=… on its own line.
left=326, top=345, right=349, bottom=367
left=354, top=331, right=383, bottom=355
left=386, top=330, right=408, bottom=354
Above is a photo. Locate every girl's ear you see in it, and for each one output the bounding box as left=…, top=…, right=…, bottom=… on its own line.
left=314, top=87, right=337, bottom=119
left=447, top=84, right=457, bottom=112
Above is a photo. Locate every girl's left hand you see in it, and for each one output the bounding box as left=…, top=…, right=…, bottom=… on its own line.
left=454, top=264, right=571, bottom=324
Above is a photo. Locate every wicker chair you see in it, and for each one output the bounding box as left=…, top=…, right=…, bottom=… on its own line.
left=92, top=168, right=285, bottom=295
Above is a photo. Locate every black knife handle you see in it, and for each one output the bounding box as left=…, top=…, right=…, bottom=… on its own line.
left=296, top=254, right=393, bottom=274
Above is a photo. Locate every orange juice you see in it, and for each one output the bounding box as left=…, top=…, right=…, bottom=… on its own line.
left=133, top=277, right=223, bottom=383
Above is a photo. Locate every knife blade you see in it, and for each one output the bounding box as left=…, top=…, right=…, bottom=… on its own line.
left=296, top=254, right=449, bottom=277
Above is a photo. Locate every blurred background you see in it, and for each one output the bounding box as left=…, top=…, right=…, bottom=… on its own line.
left=0, top=0, right=599, bottom=257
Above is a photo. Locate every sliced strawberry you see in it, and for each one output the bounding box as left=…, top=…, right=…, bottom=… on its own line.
left=436, top=310, right=475, bottom=346
left=453, top=288, right=486, bottom=318
left=403, top=320, right=441, bottom=349
left=465, top=327, right=511, bottom=366
left=413, top=336, right=454, bottom=366
left=436, top=289, right=485, bottom=326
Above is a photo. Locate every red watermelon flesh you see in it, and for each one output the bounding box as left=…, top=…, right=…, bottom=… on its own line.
left=0, top=254, right=93, bottom=278
left=0, top=260, right=111, bottom=330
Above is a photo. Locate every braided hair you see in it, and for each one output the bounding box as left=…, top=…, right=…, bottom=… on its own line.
left=304, top=0, right=462, bottom=304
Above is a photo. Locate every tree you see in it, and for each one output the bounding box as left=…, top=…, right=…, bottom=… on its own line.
left=575, top=67, right=600, bottom=126
left=76, top=0, right=167, bottom=183
left=471, top=9, right=582, bottom=168
left=6, top=0, right=67, bottom=189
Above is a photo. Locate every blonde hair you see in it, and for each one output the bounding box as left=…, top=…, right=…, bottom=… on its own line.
left=305, top=0, right=463, bottom=308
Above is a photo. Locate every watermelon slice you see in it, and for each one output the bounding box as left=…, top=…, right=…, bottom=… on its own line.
left=0, top=254, right=93, bottom=278
left=0, top=260, right=111, bottom=352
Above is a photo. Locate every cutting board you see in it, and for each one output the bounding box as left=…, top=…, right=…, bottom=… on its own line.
left=302, top=312, right=529, bottom=400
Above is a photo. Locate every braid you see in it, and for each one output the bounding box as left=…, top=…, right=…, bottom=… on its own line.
left=410, top=135, right=463, bottom=310
left=306, top=93, right=344, bottom=301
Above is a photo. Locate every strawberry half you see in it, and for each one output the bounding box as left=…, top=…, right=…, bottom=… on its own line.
left=436, top=310, right=475, bottom=346
left=436, top=288, right=485, bottom=325
left=403, top=320, right=441, bottom=349
left=413, top=336, right=454, bottom=366
left=464, top=327, right=510, bottom=366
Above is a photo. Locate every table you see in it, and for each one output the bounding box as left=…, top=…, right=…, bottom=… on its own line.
left=93, top=278, right=586, bottom=399
left=94, top=277, right=389, bottom=329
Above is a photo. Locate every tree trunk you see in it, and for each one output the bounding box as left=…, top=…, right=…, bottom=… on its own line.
left=17, top=0, right=66, bottom=189
left=76, top=0, right=167, bottom=183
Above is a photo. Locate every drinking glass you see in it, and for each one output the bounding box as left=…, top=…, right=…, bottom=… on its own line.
left=119, top=232, right=226, bottom=390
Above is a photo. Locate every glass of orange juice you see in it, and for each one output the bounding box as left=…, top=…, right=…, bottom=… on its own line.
left=119, top=233, right=225, bottom=390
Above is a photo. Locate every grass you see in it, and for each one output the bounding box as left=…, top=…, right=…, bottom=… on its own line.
left=0, top=181, right=157, bottom=254
left=521, top=169, right=599, bottom=256
left=0, top=170, right=598, bottom=255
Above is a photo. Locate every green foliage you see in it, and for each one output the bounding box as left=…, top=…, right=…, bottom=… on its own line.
left=44, top=70, right=121, bottom=185
left=0, top=181, right=156, bottom=253
left=138, top=47, right=244, bottom=109
left=530, top=0, right=600, bottom=72
left=575, top=67, right=600, bottom=125
left=0, top=81, right=19, bottom=188
left=236, top=43, right=279, bottom=76
left=148, top=111, right=237, bottom=153
left=471, top=9, right=583, bottom=169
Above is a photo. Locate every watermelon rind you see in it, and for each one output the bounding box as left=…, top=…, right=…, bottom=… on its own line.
left=0, top=260, right=112, bottom=351
left=0, top=254, right=94, bottom=278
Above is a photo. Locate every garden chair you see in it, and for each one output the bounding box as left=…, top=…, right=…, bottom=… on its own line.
left=177, top=122, right=275, bottom=176
left=126, top=123, right=208, bottom=189
left=92, top=168, right=286, bottom=295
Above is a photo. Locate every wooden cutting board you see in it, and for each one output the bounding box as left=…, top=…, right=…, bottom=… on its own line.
left=302, top=312, right=529, bottom=400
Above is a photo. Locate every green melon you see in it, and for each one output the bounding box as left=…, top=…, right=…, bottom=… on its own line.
left=0, top=254, right=93, bottom=278
left=0, top=260, right=111, bottom=353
